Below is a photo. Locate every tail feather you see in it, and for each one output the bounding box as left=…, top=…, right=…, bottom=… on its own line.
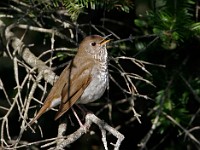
left=29, top=103, right=49, bottom=125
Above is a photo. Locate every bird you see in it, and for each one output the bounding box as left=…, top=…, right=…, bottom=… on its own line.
left=30, top=35, right=110, bottom=125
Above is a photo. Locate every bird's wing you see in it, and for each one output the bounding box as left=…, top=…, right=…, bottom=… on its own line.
left=29, top=64, right=71, bottom=125
left=54, top=60, right=93, bottom=120
left=30, top=58, right=93, bottom=124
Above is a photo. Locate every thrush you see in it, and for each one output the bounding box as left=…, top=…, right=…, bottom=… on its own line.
left=30, top=35, right=110, bottom=124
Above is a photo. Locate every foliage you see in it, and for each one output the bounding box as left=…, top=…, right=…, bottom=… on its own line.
left=134, top=0, right=198, bottom=50
left=23, top=0, right=133, bottom=21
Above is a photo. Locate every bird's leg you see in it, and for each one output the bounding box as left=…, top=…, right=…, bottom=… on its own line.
left=67, top=114, right=75, bottom=126
left=75, top=104, right=90, bottom=121
left=71, top=107, right=84, bottom=127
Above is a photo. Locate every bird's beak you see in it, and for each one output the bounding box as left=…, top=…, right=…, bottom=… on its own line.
left=100, top=39, right=111, bottom=46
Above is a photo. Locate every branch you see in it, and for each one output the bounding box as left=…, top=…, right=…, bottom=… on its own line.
left=1, top=20, right=125, bottom=149
left=44, top=113, right=124, bottom=150
left=0, top=21, right=57, bottom=85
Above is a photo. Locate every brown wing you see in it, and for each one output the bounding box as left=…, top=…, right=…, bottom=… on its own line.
left=30, top=57, right=94, bottom=124
left=54, top=59, right=92, bottom=120
left=29, top=64, right=71, bottom=125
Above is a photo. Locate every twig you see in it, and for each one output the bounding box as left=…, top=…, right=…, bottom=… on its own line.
left=163, top=112, right=200, bottom=146
left=49, top=113, right=124, bottom=150
left=4, top=22, right=58, bottom=85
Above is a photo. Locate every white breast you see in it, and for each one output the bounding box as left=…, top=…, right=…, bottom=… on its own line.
left=78, top=64, right=108, bottom=104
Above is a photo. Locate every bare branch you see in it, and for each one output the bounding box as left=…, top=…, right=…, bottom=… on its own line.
left=47, top=113, right=124, bottom=150
left=3, top=22, right=58, bottom=85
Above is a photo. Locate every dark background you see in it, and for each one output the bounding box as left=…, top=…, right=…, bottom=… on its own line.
left=0, top=0, right=200, bottom=149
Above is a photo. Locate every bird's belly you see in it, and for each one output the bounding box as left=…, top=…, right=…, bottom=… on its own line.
left=77, top=72, right=108, bottom=104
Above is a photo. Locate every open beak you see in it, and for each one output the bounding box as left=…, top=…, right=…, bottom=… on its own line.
left=100, top=39, right=111, bottom=46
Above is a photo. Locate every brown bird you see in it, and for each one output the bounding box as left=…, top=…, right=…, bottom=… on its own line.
left=30, top=35, right=110, bottom=125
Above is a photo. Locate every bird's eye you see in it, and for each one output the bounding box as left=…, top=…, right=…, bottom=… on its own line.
left=91, top=42, right=96, bottom=46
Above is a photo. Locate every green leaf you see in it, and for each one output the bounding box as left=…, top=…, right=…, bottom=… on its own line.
left=172, top=32, right=179, bottom=40
left=135, top=42, right=146, bottom=51
left=134, top=19, right=147, bottom=27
